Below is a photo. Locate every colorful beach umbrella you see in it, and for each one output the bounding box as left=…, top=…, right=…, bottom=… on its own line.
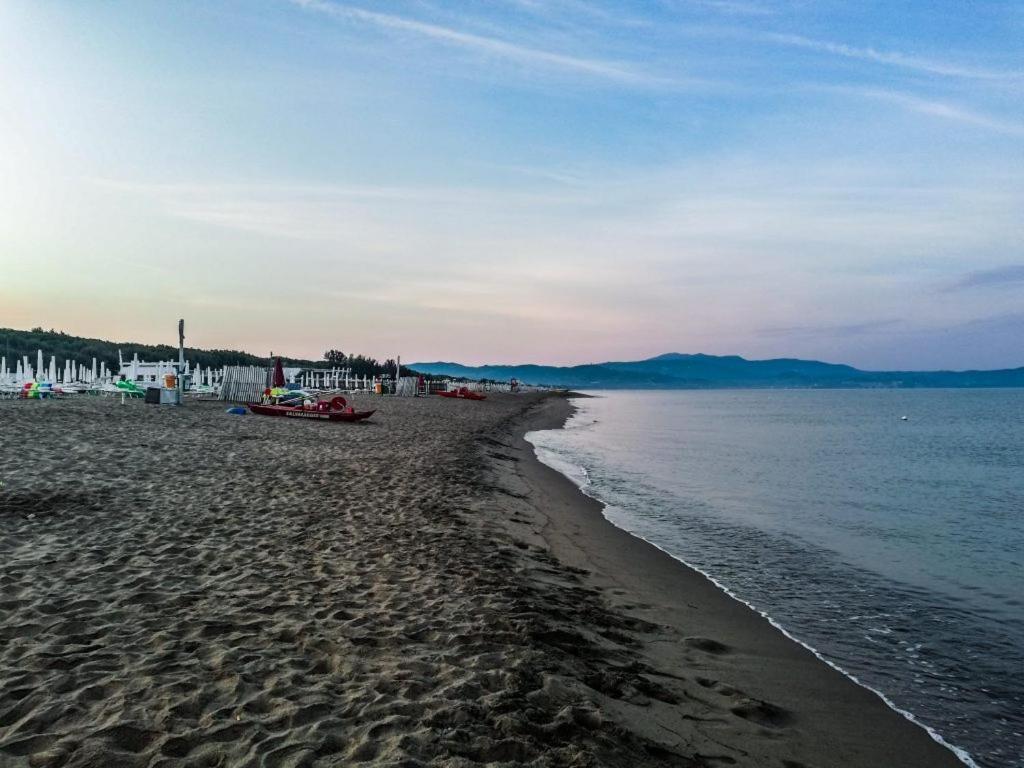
left=272, top=357, right=286, bottom=388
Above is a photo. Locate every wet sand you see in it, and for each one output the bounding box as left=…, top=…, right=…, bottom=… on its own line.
left=0, top=392, right=962, bottom=767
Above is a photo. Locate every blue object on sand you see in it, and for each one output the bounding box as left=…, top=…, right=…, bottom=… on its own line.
left=226, top=406, right=247, bottom=415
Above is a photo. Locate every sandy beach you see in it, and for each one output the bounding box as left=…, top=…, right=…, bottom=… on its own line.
left=0, top=392, right=962, bottom=767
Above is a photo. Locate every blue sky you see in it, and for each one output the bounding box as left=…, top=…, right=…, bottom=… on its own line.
left=1, top=0, right=1022, bottom=369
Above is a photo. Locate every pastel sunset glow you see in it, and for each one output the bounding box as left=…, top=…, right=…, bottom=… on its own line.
left=2, top=0, right=1022, bottom=369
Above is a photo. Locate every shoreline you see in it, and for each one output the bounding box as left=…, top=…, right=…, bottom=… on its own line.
left=523, top=394, right=979, bottom=767
left=484, top=392, right=965, bottom=768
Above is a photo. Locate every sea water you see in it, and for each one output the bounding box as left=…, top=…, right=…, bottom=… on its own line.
left=526, top=389, right=1024, bottom=768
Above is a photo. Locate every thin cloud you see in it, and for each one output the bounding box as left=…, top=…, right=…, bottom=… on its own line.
left=288, top=0, right=670, bottom=86
left=944, top=265, right=1024, bottom=291
left=88, top=177, right=586, bottom=208
left=830, top=87, right=1024, bottom=137
left=691, top=0, right=777, bottom=16
left=757, top=319, right=902, bottom=338
left=760, top=32, right=1023, bottom=82
left=497, top=0, right=649, bottom=26
left=658, top=0, right=779, bottom=17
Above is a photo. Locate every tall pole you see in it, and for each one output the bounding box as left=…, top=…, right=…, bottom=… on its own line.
left=177, top=319, right=185, bottom=405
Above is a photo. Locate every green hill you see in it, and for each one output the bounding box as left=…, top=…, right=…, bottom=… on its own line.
left=0, top=327, right=315, bottom=373
left=0, top=327, right=409, bottom=378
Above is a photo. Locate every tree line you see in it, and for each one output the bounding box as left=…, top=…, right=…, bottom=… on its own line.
left=324, top=349, right=420, bottom=378
left=0, top=328, right=422, bottom=377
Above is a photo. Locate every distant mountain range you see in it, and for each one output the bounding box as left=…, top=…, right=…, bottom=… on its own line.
left=410, top=353, right=1024, bottom=389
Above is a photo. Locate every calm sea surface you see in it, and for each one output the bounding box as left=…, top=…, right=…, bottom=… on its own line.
left=526, top=389, right=1024, bottom=768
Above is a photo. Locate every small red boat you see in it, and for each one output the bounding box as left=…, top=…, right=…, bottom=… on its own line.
left=249, top=396, right=375, bottom=422
left=438, top=387, right=487, bottom=401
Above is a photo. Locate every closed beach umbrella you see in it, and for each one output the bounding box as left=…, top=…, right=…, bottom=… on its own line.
left=272, top=357, right=286, bottom=388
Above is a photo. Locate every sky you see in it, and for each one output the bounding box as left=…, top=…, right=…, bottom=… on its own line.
left=1, top=0, right=1022, bottom=370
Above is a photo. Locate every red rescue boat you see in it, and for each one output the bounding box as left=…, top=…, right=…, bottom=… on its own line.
left=249, top=395, right=375, bottom=422
left=437, top=387, right=487, bottom=401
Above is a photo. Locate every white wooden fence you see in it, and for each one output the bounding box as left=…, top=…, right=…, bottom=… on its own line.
left=219, top=366, right=271, bottom=403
